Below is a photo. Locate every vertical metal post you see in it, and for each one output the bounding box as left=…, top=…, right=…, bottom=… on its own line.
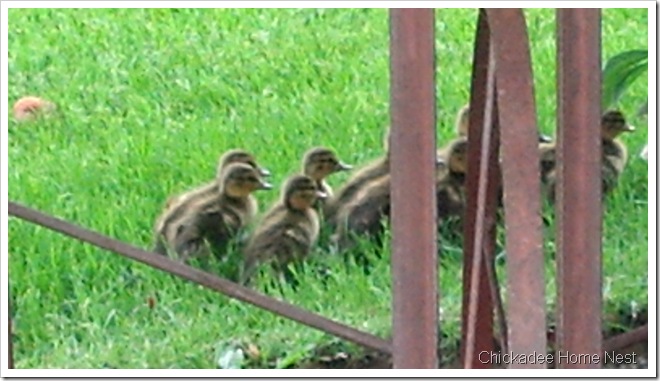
left=389, top=8, right=439, bottom=369
left=486, top=8, right=547, bottom=368
left=556, top=8, right=603, bottom=368
left=461, top=8, right=497, bottom=369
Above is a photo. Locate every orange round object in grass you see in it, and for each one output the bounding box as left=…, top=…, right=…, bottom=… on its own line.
left=13, top=96, right=56, bottom=122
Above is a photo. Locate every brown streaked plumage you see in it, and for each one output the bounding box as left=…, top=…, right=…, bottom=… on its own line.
left=543, top=109, right=634, bottom=203
left=324, top=128, right=390, bottom=224
left=241, top=175, right=326, bottom=285
left=301, top=147, right=352, bottom=204
left=154, top=149, right=269, bottom=236
left=153, top=163, right=272, bottom=262
left=435, top=137, right=469, bottom=220
left=332, top=147, right=457, bottom=250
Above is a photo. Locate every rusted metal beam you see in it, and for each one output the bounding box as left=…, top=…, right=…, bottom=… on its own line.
left=389, top=8, right=439, bottom=369
left=486, top=8, right=547, bottom=368
left=7, top=201, right=392, bottom=355
left=556, top=8, right=603, bottom=369
left=461, top=8, right=497, bottom=369
left=603, top=324, right=648, bottom=353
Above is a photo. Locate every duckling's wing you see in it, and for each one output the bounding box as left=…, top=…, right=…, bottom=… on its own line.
left=326, top=157, right=388, bottom=219
left=436, top=176, right=466, bottom=220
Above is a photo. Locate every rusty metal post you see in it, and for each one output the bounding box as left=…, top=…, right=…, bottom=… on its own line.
left=389, top=8, right=439, bottom=369
left=486, top=8, right=547, bottom=368
left=556, top=8, right=603, bottom=368
left=461, top=8, right=497, bottom=369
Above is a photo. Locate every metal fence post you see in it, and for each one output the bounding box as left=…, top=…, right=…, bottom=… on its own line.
left=556, top=8, right=603, bottom=368
left=389, top=8, right=439, bottom=369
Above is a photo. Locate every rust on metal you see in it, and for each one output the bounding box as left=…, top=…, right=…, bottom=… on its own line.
left=461, top=8, right=498, bottom=369
left=389, top=8, right=439, bottom=369
left=7, top=201, right=392, bottom=354
left=486, top=8, right=547, bottom=368
left=556, top=8, right=603, bottom=368
left=603, top=324, right=648, bottom=353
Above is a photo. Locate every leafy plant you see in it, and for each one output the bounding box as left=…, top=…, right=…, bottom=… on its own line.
left=601, top=49, right=648, bottom=111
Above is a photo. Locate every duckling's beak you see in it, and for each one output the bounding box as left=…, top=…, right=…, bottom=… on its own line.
left=316, top=190, right=328, bottom=199
left=259, top=180, right=273, bottom=190
left=623, top=124, right=636, bottom=132
left=258, top=167, right=271, bottom=177
left=436, top=156, right=446, bottom=167
left=537, top=133, right=553, bottom=143
left=336, top=162, right=353, bottom=171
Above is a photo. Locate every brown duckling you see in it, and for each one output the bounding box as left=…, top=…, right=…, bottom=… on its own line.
left=301, top=147, right=352, bottom=203
left=543, top=109, right=634, bottom=203
left=241, top=174, right=326, bottom=285
left=164, top=149, right=270, bottom=209
left=332, top=151, right=453, bottom=250
left=153, top=163, right=272, bottom=262
left=324, top=128, right=390, bottom=223
left=435, top=137, right=469, bottom=220
left=154, top=149, right=269, bottom=236
left=601, top=110, right=635, bottom=192
left=455, top=104, right=470, bottom=137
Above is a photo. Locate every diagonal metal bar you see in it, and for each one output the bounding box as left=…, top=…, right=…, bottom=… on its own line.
left=389, top=8, right=439, bottom=369
left=7, top=201, right=392, bottom=354
left=556, top=8, right=603, bottom=368
left=603, top=324, right=648, bottom=353
left=461, top=8, right=497, bottom=369
left=486, top=8, right=547, bottom=368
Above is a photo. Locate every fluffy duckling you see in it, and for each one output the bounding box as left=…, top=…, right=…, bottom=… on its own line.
left=332, top=151, right=453, bottom=250
left=543, top=110, right=634, bottom=203
left=154, top=163, right=272, bottom=262
left=301, top=147, right=352, bottom=204
left=601, top=110, right=635, bottom=193
left=455, top=104, right=470, bottom=137
left=154, top=149, right=269, bottom=236
left=165, top=149, right=270, bottom=209
left=241, top=175, right=326, bottom=285
left=324, top=128, right=390, bottom=223
left=435, top=137, right=469, bottom=220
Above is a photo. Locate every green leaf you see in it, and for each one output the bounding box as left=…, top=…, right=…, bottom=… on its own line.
left=602, top=49, right=648, bottom=109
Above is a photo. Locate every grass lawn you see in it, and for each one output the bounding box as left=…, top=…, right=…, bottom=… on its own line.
left=7, top=8, right=648, bottom=369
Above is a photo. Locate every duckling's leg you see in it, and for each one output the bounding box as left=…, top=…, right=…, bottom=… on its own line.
left=152, top=236, right=169, bottom=255
left=172, top=223, right=209, bottom=263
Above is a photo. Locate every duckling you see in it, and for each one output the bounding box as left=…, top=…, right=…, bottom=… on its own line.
left=455, top=104, right=470, bottom=137
left=324, top=128, right=390, bottom=224
left=435, top=137, right=469, bottom=220
left=241, top=175, right=326, bottom=285
left=154, top=163, right=272, bottom=262
left=543, top=110, right=634, bottom=203
left=333, top=151, right=453, bottom=250
left=332, top=174, right=391, bottom=250
left=165, top=149, right=270, bottom=209
left=301, top=147, right=352, bottom=206
left=601, top=110, right=634, bottom=193
left=154, top=149, right=269, bottom=236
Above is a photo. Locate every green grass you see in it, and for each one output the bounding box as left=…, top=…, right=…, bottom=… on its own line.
left=8, top=8, right=648, bottom=368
